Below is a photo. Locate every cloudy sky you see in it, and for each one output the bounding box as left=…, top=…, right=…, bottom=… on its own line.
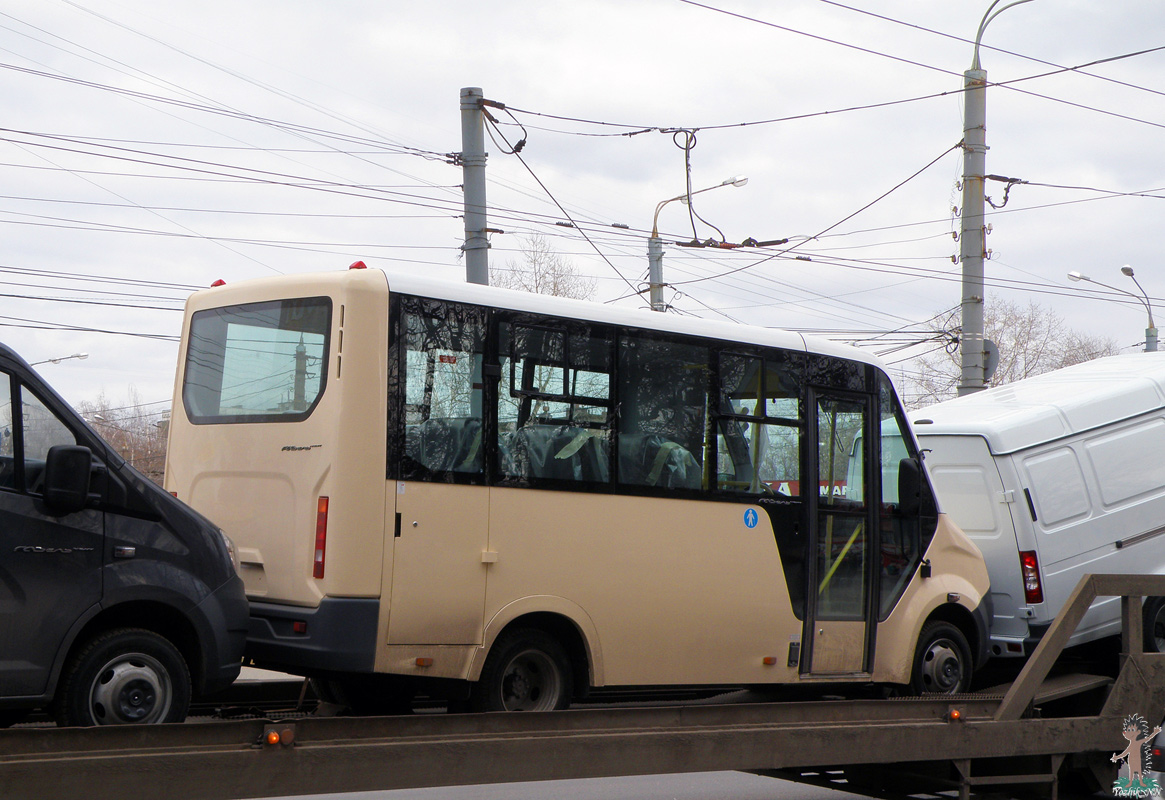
left=4, top=0, right=1165, bottom=418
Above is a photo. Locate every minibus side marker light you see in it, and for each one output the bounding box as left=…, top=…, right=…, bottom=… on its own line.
left=415, top=658, right=434, bottom=667
left=948, top=709, right=962, bottom=722
left=292, top=621, right=307, bottom=635
left=762, top=656, right=777, bottom=666
left=265, top=730, right=281, bottom=745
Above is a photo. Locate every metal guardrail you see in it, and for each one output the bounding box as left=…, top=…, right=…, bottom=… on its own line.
left=2, top=573, right=1164, bottom=800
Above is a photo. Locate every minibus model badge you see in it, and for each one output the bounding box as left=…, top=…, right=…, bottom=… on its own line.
left=281, top=444, right=323, bottom=452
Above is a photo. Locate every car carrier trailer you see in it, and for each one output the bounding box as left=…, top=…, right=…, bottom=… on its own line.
left=2, top=573, right=1163, bottom=800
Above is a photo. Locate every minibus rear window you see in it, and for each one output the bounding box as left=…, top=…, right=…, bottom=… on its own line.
left=183, top=297, right=331, bottom=424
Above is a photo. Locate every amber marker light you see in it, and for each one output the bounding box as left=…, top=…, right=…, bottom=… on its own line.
left=265, top=730, right=281, bottom=745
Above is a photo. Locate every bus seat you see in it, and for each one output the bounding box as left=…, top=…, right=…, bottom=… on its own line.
left=503, top=424, right=609, bottom=483
left=405, top=417, right=483, bottom=474
left=619, top=433, right=701, bottom=490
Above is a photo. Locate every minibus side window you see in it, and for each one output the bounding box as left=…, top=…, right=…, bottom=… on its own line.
left=399, top=300, right=486, bottom=479
left=496, top=321, right=612, bottom=485
left=616, top=335, right=708, bottom=491
left=877, top=376, right=925, bottom=619
left=715, top=353, right=802, bottom=496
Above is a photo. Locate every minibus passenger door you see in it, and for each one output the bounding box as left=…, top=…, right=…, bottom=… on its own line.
left=804, top=391, right=873, bottom=675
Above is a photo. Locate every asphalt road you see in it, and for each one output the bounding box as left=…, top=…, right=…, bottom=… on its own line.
left=266, top=771, right=875, bottom=800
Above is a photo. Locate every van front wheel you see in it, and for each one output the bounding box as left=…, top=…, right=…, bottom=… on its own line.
left=471, top=629, right=572, bottom=712
left=1143, top=597, right=1165, bottom=653
left=911, top=621, right=972, bottom=695
left=53, top=629, right=190, bottom=727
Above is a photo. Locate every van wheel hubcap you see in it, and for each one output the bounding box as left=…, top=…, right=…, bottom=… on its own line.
left=88, top=654, right=172, bottom=724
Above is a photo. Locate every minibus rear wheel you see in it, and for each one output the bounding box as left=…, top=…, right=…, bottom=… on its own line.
left=910, top=621, right=972, bottom=695
left=471, top=628, right=572, bottom=712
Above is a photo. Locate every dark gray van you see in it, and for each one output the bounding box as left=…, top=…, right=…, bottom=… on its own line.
left=0, top=343, right=247, bottom=726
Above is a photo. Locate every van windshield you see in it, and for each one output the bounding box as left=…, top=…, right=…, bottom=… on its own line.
left=183, top=297, right=331, bottom=423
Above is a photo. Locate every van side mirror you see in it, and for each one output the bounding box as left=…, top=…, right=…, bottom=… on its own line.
left=43, top=445, right=93, bottom=515
left=898, top=456, right=922, bottom=516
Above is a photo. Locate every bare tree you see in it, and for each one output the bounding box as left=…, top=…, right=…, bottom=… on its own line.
left=76, top=389, right=169, bottom=485
left=490, top=234, right=596, bottom=300
left=907, top=297, right=1119, bottom=409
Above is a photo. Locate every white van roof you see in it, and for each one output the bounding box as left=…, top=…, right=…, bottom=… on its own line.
left=910, top=353, right=1165, bottom=454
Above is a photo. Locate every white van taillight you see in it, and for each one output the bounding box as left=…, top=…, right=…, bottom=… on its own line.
left=313, top=497, right=329, bottom=579
left=1019, top=550, right=1044, bottom=604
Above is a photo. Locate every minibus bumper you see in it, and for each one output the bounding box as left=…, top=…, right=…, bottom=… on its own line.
left=246, top=597, right=380, bottom=674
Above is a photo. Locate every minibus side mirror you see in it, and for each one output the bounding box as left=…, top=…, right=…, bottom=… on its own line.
left=43, top=445, right=93, bottom=515
left=898, top=456, right=922, bottom=517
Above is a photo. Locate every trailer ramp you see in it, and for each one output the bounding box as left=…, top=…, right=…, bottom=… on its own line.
left=1, top=574, right=1162, bottom=800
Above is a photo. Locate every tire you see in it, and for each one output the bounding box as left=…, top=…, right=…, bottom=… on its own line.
left=311, top=675, right=413, bottom=716
left=1144, top=597, right=1165, bottom=653
left=471, top=628, right=572, bottom=712
left=52, top=628, right=191, bottom=727
left=910, top=621, right=973, bottom=695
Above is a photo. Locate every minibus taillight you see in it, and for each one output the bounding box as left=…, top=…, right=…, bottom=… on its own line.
left=1019, top=550, right=1043, bottom=604
left=313, top=497, right=329, bottom=579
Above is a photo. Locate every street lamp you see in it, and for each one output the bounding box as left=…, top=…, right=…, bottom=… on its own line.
left=958, top=0, right=1037, bottom=396
left=1067, top=269, right=1157, bottom=352
left=30, top=352, right=88, bottom=367
left=647, top=176, right=748, bottom=312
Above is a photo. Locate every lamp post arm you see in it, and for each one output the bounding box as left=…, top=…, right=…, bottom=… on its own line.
left=972, top=0, right=1036, bottom=70
left=1127, top=273, right=1156, bottom=329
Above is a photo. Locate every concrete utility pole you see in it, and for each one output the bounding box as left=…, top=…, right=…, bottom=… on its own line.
left=460, top=87, right=489, bottom=285
left=957, top=0, right=1034, bottom=396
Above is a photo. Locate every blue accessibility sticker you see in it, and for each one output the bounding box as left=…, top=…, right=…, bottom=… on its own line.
left=743, top=508, right=759, bottom=529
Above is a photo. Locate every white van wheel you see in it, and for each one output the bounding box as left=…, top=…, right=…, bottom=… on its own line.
left=53, top=629, right=190, bottom=726
left=911, top=621, right=972, bottom=695
left=1144, top=598, right=1165, bottom=653
left=471, top=629, right=572, bottom=712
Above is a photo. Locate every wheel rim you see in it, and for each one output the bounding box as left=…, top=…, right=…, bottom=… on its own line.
left=919, top=638, right=965, bottom=694
left=498, top=647, right=562, bottom=711
left=1153, top=604, right=1165, bottom=653
left=87, top=652, right=173, bottom=724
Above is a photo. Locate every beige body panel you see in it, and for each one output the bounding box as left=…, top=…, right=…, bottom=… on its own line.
left=166, top=269, right=391, bottom=605
left=387, top=482, right=489, bottom=645
left=870, top=514, right=990, bottom=684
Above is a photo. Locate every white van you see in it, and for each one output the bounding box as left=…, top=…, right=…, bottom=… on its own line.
left=912, top=353, right=1165, bottom=659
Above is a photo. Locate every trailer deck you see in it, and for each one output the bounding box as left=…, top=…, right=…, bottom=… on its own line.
left=2, top=573, right=1162, bottom=800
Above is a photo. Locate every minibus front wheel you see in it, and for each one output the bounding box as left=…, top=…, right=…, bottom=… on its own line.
left=910, top=621, right=972, bottom=695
